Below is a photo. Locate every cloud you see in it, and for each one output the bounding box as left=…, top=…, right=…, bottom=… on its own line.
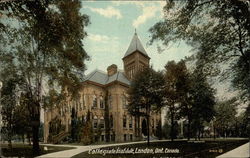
left=88, top=33, right=118, bottom=43
left=84, top=6, right=122, bottom=19
left=112, top=1, right=145, bottom=8
left=88, top=33, right=110, bottom=42
left=132, top=5, right=158, bottom=28
left=112, top=1, right=166, bottom=28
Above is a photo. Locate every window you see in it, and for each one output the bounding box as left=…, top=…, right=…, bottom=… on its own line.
left=110, top=115, right=113, bottom=128
left=121, top=95, right=127, bottom=109
left=124, top=134, right=126, bottom=141
left=92, top=95, right=97, bottom=108
left=101, top=135, right=105, bottom=141
left=93, top=116, right=98, bottom=129
left=109, top=95, right=112, bottom=109
left=82, top=95, right=85, bottom=109
left=123, top=115, right=127, bottom=128
left=100, top=118, right=105, bottom=129
left=130, top=134, right=133, bottom=141
left=100, top=96, right=104, bottom=109
left=129, top=117, right=133, bottom=129
left=111, top=134, right=115, bottom=141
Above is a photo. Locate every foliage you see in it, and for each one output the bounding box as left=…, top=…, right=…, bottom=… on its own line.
left=1, top=77, right=19, bottom=148
left=0, top=0, right=89, bottom=153
left=155, top=121, right=162, bottom=139
left=188, top=67, right=216, bottom=139
left=81, top=110, right=93, bottom=145
left=13, top=92, right=32, bottom=143
left=104, top=90, right=110, bottom=142
left=128, top=67, right=165, bottom=145
left=149, top=0, right=250, bottom=101
left=214, top=98, right=237, bottom=137
left=164, top=60, right=188, bottom=141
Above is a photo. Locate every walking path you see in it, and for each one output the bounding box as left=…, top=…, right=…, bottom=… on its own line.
left=36, top=140, right=160, bottom=158
left=217, top=142, right=250, bottom=158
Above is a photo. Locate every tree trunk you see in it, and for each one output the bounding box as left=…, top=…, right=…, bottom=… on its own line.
left=22, top=134, right=25, bottom=144
left=187, top=117, right=191, bottom=141
left=32, top=124, right=40, bottom=155
left=198, top=127, right=201, bottom=140
left=146, top=105, right=150, bottom=146
left=147, top=115, right=150, bottom=146
left=104, top=91, right=110, bottom=142
left=213, top=123, right=216, bottom=140
left=170, top=111, right=174, bottom=141
left=7, top=138, right=12, bottom=149
left=27, top=133, right=31, bottom=145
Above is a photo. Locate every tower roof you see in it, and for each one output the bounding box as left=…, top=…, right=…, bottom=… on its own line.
left=123, top=32, right=149, bottom=58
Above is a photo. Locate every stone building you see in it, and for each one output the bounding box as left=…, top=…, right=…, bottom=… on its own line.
left=44, top=32, right=161, bottom=143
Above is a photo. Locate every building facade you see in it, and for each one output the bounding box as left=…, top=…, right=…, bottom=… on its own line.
left=44, top=32, right=161, bottom=143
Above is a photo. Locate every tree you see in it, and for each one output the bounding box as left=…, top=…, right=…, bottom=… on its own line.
left=164, top=60, right=189, bottom=141
left=214, top=98, right=237, bottom=137
left=104, top=90, right=110, bottom=142
left=188, top=68, right=216, bottom=140
left=13, top=92, right=32, bottom=144
left=155, top=120, right=162, bottom=139
left=0, top=0, right=89, bottom=154
left=149, top=0, right=250, bottom=101
left=81, top=110, right=93, bottom=145
left=128, top=67, right=165, bottom=145
left=1, top=77, right=19, bottom=149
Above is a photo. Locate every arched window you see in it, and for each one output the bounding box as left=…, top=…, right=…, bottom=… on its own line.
left=92, top=95, right=97, bottom=108
left=100, top=96, right=104, bottom=109
left=123, top=115, right=127, bottom=128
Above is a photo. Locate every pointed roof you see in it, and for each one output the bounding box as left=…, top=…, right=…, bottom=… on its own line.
left=123, top=31, right=149, bottom=58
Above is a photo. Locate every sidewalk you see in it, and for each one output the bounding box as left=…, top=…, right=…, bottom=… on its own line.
left=36, top=140, right=153, bottom=158
left=217, top=142, right=250, bottom=158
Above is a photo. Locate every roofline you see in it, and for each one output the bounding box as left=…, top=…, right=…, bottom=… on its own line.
left=83, top=79, right=130, bottom=88
left=122, top=50, right=151, bottom=60
left=105, top=80, right=130, bottom=88
left=83, top=80, right=105, bottom=88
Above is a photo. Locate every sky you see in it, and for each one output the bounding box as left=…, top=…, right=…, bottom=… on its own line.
left=80, top=1, right=193, bottom=74
left=79, top=1, right=248, bottom=114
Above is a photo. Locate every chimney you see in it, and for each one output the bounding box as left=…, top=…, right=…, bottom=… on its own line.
left=107, top=64, right=118, bottom=76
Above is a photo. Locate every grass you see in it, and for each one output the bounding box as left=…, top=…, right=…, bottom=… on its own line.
left=0, top=143, right=75, bottom=158
left=72, top=138, right=249, bottom=158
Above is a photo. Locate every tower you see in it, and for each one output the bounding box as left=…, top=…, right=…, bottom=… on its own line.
left=122, top=31, right=150, bottom=80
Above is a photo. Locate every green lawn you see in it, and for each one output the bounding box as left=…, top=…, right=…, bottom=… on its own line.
left=72, top=139, right=249, bottom=158
left=0, top=143, right=75, bottom=158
